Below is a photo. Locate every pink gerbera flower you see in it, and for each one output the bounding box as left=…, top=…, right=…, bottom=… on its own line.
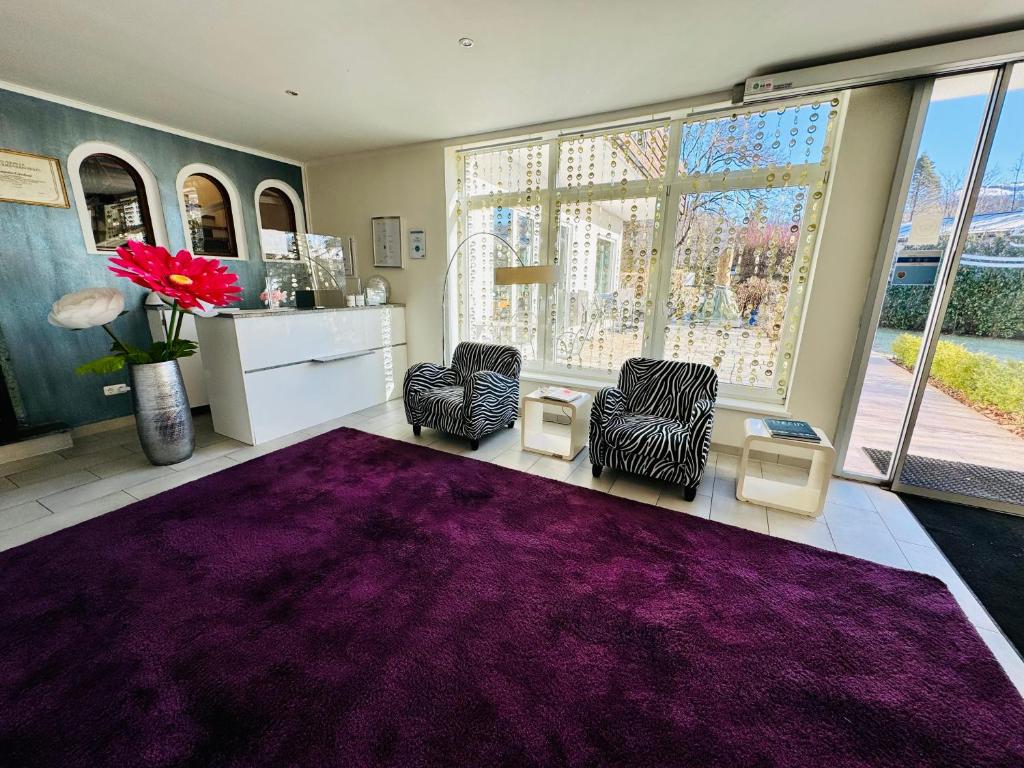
left=108, top=241, right=243, bottom=309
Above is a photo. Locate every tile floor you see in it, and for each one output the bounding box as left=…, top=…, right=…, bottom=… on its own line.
left=2, top=398, right=1022, bottom=693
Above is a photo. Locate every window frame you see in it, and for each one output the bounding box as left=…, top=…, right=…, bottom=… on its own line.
left=175, top=163, right=248, bottom=260
left=67, top=141, right=169, bottom=255
left=449, top=93, right=847, bottom=407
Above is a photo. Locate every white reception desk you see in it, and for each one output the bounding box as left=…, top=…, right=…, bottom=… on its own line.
left=195, top=305, right=406, bottom=445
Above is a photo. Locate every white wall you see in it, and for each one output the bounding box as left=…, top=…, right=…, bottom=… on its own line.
left=308, top=83, right=913, bottom=449
left=308, top=146, right=447, bottom=370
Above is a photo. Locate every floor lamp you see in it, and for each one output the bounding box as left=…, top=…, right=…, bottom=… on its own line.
left=440, top=232, right=558, bottom=364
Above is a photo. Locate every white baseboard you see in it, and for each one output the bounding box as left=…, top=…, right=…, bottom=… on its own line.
left=0, top=431, right=73, bottom=464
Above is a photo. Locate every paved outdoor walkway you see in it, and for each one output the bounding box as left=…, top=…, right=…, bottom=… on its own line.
left=846, top=353, right=1024, bottom=476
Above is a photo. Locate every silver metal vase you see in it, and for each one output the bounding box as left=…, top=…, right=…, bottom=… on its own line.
left=129, top=360, right=195, bottom=465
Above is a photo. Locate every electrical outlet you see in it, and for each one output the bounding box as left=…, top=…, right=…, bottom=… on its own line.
left=103, top=383, right=130, bottom=396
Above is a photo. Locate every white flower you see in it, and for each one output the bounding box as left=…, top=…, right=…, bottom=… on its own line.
left=48, top=288, right=125, bottom=330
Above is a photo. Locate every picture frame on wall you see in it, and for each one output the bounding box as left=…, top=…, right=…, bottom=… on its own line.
left=0, top=148, right=69, bottom=208
left=371, top=216, right=402, bottom=268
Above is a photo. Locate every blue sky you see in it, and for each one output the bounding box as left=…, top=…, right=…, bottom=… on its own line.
left=919, top=89, right=1024, bottom=185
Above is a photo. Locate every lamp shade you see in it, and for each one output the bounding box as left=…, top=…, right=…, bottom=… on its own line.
left=493, top=265, right=558, bottom=286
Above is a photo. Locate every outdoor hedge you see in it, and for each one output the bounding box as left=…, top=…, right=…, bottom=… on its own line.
left=891, top=333, right=1024, bottom=427
left=880, top=265, right=1024, bottom=339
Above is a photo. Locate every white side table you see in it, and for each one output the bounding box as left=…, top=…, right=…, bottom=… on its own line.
left=736, top=418, right=835, bottom=517
left=521, top=389, right=592, bottom=461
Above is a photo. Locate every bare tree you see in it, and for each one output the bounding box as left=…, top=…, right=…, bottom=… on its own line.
left=673, top=119, right=783, bottom=249
left=1009, top=153, right=1024, bottom=211
left=939, top=169, right=965, bottom=219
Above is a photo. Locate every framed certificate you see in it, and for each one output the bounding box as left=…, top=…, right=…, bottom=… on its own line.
left=372, top=216, right=403, bottom=268
left=0, top=149, right=69, bottom=208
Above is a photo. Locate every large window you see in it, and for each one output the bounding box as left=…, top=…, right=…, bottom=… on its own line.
left=452, top=95, right=845, bottom=402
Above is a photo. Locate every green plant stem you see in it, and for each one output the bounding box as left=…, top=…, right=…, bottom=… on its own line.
left=171, top=302, right=185, bottom=359
left=100, top=323, right=129, bottom=354
left=164, top=301, right=180, bottom=361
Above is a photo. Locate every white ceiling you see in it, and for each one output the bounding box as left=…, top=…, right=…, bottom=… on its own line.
left=2, top=1, right=1023, bottom=162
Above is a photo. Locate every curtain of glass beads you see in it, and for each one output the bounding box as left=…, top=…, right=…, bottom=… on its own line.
left=451, top=94, right=844, bottom=400
left=455, top=142, right=547, bottom=363
left=551, top=125, right=667, bottom=373
left=663, top=98, right=840, bottom=397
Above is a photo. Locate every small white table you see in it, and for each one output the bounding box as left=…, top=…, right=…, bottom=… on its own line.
left=521, top=389, right=592, bottom=461
left=736, top=418, right=835, bottom=517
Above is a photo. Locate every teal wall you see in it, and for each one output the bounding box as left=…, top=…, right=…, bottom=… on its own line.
left=0, top=88, right=305, bottom=429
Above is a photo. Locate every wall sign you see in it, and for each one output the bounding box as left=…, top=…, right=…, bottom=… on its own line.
left=371, top=216, right=402, bottom=268
left=408, top=229, right=426, bottom=259
left=0, top=148, right=69, bottom=208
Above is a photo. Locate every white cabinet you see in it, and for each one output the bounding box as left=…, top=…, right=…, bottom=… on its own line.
left=195, top=306, right=406, bottom=444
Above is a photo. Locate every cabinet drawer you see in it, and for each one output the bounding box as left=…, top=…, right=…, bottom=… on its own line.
left=236, top=307, right=406, bottom=371
left=242, top=344, right=407, bottom=443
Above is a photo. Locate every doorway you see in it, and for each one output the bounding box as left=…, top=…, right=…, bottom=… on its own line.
left=840, top=63, right=1024, bottom=513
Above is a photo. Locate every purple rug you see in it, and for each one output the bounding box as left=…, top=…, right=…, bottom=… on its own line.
left=1, top=428, right=1022, bottom=767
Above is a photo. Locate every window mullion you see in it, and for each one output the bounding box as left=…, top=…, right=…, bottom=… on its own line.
left=647, top=120, right=684, bottom=360
left=536, top=140, right=560, bottom=375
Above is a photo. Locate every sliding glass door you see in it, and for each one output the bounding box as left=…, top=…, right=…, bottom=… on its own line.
left=898, top=64, right=1024, bottom=508
left=841, top=63, right=1024, bottom=513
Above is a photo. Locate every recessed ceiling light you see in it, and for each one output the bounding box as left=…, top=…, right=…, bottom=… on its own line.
left=458, top=37, right=474, bottom=48
left=285, top=89, right=299, bottom=96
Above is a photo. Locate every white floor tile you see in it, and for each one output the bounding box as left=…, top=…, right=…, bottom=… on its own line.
left=829, top=517, right=911, bottom=569
left=38, top=464, right=176, bottom=514
left=225, top=432, right=309, bottom=463
left=608, top=476, right=662, bottom=505
left=826, top=478, right=874, bottom=510
left=715, top=454, right=738, bottom=479
left=761, top=462, right=810, bottom=486
left=0, top=471, right=99, bottom=511
left=491, top=445, right=541, bottom=472
left=657, top=492, right=712, bottom=518
left=5, top=445, right=135, bottom=487
left=767, top=509, right=835, bottom=551
left=87, top=453, right=156, bottom=479
left=695, top=462, right=716, bottom=497
left=0, top=501, right=50, bottom=532
left=528, top=456, right=576, bottom=482
left=169, top=440, right=247, bottom=471
left=125, top=458, right=235, bottom=500
left=0, top=492, right=134, bottom=552
left=713, top=475, right=737, bottom=499
left=873, top=498, right=935, bottom=547
left=393, top=428, right=445, bottom=447
left=822, top=501, right=883, bottom=529
left=710, top=494, right=769, bottom=533
left=302, top=414, right=364, bottom=436
left=0, top=452, right=68, bottom=478
left=565, top=463, right=614, bottom=492
left=738, top=459, right=763, bottom=478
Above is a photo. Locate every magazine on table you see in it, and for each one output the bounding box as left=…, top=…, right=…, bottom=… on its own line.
left=538, top=387, right=585, bottom=403
left=763, top=418, right=820, bottom=442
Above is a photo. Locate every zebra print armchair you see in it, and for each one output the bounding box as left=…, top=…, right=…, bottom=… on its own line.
left=590, top=358, right=718, bottom=500
left=404, top=342, right=522, bottom=450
